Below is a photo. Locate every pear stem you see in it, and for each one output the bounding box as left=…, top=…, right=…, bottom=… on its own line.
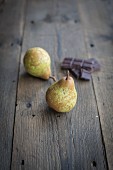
left=66, top=70, right=70, bottom=80
left=49, top=76, right=57, bottom=82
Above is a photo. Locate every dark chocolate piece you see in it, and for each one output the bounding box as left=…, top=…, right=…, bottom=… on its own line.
left=82, top=62, right=93, bottom=71
left=70, top=69, right=80, bottom=79
left=61, top=57, right=100, bottom=72
left=61, top=57, right=100, bottom=80
left=61, top=58, right=74, bottom=69
left=80, top=69, right=91, bottom=81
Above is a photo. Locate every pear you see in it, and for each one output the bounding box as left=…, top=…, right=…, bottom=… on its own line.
left=46, top=71, right=77, bottom=112
left=23, top=47, right=51, bottom=80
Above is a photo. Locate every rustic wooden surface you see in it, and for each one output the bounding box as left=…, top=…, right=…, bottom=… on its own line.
left=0, top=0, right=113, bottom=170
left=77, top=0, right=113, bottom=169
left=0, top=0, right=26, bottom=169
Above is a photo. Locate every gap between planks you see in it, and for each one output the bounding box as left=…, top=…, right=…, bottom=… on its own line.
left=10, top=0, right=27, bottom=169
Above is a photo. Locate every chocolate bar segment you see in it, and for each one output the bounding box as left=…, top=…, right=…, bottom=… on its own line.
left=82, top=62, right=93, bottom=72
left=80, top=69, right=91, bottom=81
left=61, top=58, right=74, bottom=69
left=70, top=68, right=80, bottom=79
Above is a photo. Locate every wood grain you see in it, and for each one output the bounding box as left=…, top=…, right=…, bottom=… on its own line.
left=0, top=0, right=26, bottom=169
left=57, top=12, right=107, bottom=170
left=11, top=0, right=108, bottom=169
left=77, top=0, right=113, bottom=169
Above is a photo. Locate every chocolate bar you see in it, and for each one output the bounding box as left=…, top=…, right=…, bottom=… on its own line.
left=61, top=58, right=100, bottom=72
left=61, top=57, right=100, bottom=80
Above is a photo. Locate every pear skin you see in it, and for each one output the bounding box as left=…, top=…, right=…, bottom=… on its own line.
left=46, top=74, right=77, bottom=112
left=23, top=47, right=51, bottom=80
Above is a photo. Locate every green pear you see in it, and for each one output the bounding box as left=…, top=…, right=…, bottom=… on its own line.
left=23, top=47, right=51, bottom=80
left=46, top=72, right=77, bottom=112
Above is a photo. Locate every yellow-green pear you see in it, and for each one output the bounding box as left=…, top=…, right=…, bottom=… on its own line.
left=23, top=47, right=51, bottom=80
left=46, top=72, right=77, bottom=112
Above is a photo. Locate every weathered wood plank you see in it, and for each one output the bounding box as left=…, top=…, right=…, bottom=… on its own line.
left=104, top=0, right=113, bottom=21
left=77, top=0, right=113, bottom=169
left=57, top=16, right=107, bottom=170
left=0, top=0, right=26, bottom=169
left=11, top=1, right=60, bottom=169
left=11, top=0, right=107, bottom=169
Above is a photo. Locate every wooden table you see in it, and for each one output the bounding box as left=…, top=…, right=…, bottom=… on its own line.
left=0, top=0, right=113, bottom=169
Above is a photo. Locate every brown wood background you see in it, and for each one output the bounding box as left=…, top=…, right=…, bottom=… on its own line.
left=0, top=0, right=113, bottom=169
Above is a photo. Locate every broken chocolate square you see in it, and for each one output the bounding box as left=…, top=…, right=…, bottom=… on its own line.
left=80, top=69, right=91, bottom=81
